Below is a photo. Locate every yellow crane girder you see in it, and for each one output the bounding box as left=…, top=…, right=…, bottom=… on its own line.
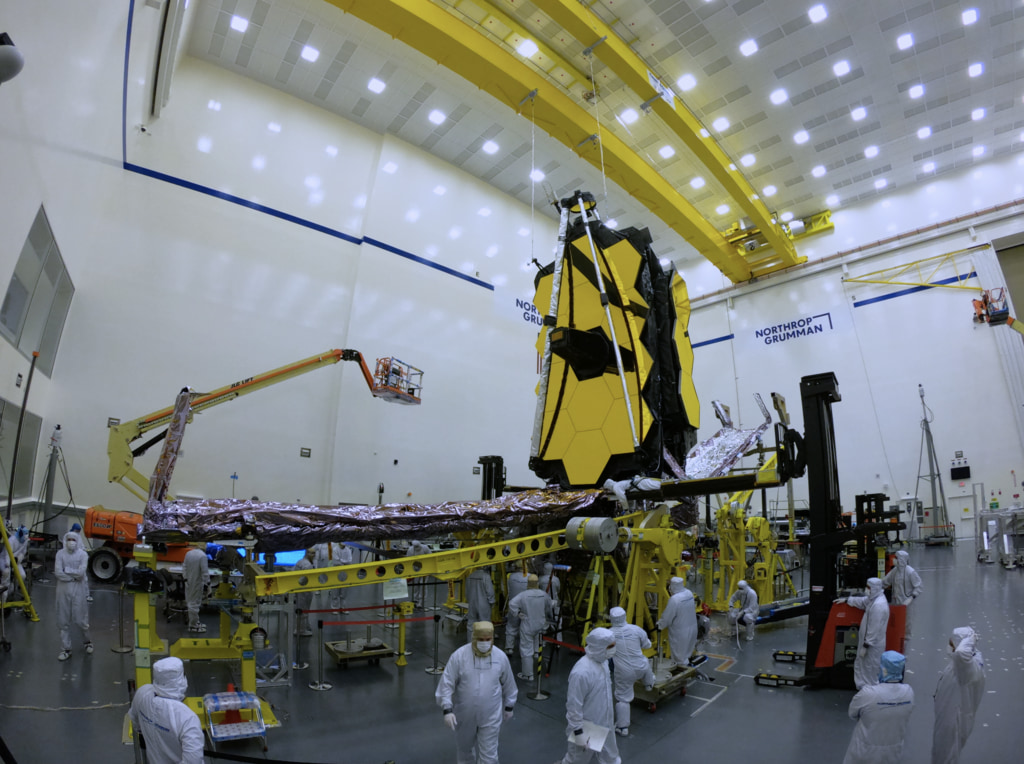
left=531, top=0, right=804, bottom=276
left=329, top=0, right=754, bottom=282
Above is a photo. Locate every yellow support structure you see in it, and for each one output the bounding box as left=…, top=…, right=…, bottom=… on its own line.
left=531, top=0, right=803, bottom=276
left=329, top=0, right=753, bottom=282
left=0, top=522, right=38, bottom=622
left=841, top=245, right=986, bottom=291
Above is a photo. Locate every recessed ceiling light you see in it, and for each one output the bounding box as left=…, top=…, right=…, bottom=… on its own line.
left=811, top=165, right=826, bottom=178
left=196, top=136, right=212, bottom=153
left=962, top=8, right=978, bottom=25
left=712, top=116, right=730, bottom=132
left=606, top=219, right=618, bottom=228
left=864, top=145, right=879, bottom=158
left=677, top=74, right=697, bottom=91
left=716, top=204, right=730, bottom=215
left=482, top=140, right=500, bottom=154
left=486, top=245, right=499, bottom=258
left=770, top=88, right=788, bottom=105
left=794, top=130, right=810, bottom=144
left=729, top=163, right=737, bottom=171
left=428, top=109, right=446, bottom=125
left=917, top=126, right=932, bottom=139
left=923, top=161, right=936, bottom=173
left=826, top=194, right=839, bottom=206
left=740, top=39, right=758, bottom=57
left=659, top=145, right=676, bottom=159
left=780, top=212, right=794, bottom=222
left=850, top=106, right=866, bottom=121
left=897, top=33, right=914, bottom=50
left=659, top=257, right=671, bottom=267
left=325, top=145, right=338, bottom=157
left=251, top=155, right=265, bottom=171
left=908, top=84, right=924, bottom=99
left=382, top=161, right=398, bottom=174
left=808, top=4, right=828, bottom=23
left=874, top=178, right=888, bottom=190
left=230, top=15, right=249, bottom=33
left=763, top=185, right=777, bottom=197
left=267, top=121, right=281, bottom=133
left=517, top=227, right=530, bottom=237
left=368, top=77, right=386, bottom=94
left=690, top=176, right=706, bottom=189
left=968, top=63, right=983, bottom=78
left=304, top=175, right=320, bottom=190
left=529, top=168, right=545, bottom=182
left=619, top=108, right=639, bottom=125
left=477, top=207, right=491, bottom=217
left=448, top=226, right=463, bottom=240
left=699, top=128, right=710, bottom=138
left=972, top=145, right=985, bottom=157
left=300, top=45, right=319, bottom=63
left=517, top=39, right=539, bottom=57
left=433, top=185, right=446, bottom=195
left=207, top=99, right=221, bottom=111
left=740, top=154, right=756, bottom=167
left=833, top=60, right=851, bottom=77
left=405, top=208, right=420, bottom=223
left=971, top=107, right=985, bottom=121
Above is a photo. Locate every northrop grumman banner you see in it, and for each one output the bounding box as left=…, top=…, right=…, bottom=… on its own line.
left=732, top=306, right=844, bottom=359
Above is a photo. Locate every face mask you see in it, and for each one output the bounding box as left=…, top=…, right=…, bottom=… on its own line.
left=65, top=541, right=77, bottom=551
left=475, top=640, right=492, bottom=653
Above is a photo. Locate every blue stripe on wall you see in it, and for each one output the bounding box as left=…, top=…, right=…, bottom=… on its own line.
left=119, top=1, right=493, bottom=291
left=692, top=334, right=734, bottom=348
left=852, top=272, right=977, bottom=308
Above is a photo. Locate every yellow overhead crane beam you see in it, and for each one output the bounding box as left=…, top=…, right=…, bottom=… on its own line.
left=531, top=0, right=805, bottom=277
left=841, top=244, right=985, bottom=290
left=330, top=0, right=754, bottom=283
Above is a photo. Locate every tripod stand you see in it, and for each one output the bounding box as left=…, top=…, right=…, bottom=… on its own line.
left=915, top=385, right=953, bottom=544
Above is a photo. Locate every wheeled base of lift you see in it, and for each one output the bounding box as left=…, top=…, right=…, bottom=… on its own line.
left=754, top=650, right=807, bottom=686
left=633, top=661, right=700, bottom=712
left=324, top=638, right=395, bottom=667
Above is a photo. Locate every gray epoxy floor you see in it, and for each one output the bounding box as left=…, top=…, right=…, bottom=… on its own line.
left=1, top=543, right=1022, bottom=763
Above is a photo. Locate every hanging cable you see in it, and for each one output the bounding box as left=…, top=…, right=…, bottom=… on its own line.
left=584, top=53, right=609, bottom=204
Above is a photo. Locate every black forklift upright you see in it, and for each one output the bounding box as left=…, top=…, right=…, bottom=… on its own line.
left=800, top=372, right=845, bottom=687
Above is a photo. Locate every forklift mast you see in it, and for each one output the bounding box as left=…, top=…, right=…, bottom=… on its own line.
left=800, top=372, right=844, bottom=681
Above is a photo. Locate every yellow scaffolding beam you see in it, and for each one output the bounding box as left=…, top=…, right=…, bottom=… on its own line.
left=842, top=244, right=987, bottom=291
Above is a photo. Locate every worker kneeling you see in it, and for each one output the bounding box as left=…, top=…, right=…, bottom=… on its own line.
left=608, top=607, right=654, bottom=737
left=436, top=621, right=517, bottom=764
left=727, top=580, right=759, bottom=642
left=843, top=651, right=914, bottom=764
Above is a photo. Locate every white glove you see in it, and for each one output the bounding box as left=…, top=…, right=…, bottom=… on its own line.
left=834, top=597, right=846, bottom=604
left=503, top=707, right=514, bottom=722
left=443, top=712, right=458, bottom=731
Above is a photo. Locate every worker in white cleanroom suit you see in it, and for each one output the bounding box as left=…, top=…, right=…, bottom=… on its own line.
left=843, top=577, right=890, bottom=690
left=293, top=548, right=316, bottom=636
left=55, top=531, right=91, bottom=660
left=504, top=566, right=530, bottom=654
left=435, top=621, right=517, bottom=764
left=608, top=606, right=655, bottom=737
left=932, top=627, right=985, bottom=764
left=727, top=579, right=760, bottom=641
left=843, top=650, right=915, bottom=764
left=882, top=550, right=923, bottom=635
left=656, top=577, right=697, bottom=667
left=183, top=545, right=210, bottom=634
left=538, top=561, right=562, bottom=639
left=405, top=539, right=432, bottom=607
left=130, top=656, right=204, bottom=764
left=558, top=627, right=620, bottom=764
left=314, top=541, right=352, bottom=610
left=508, top=573, right=553, bottom=681
left=465, top=567, right=496, bottom=642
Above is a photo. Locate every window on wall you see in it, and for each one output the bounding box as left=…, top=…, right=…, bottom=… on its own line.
left=0, top=206, right=74, bottom=376
left=0, top=396, right=42, bottom=501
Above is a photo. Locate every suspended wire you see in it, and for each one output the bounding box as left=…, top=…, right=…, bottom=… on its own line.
left=530, top=95, right=536, bottom=269
left=584, top=53, right=610, bottom=205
